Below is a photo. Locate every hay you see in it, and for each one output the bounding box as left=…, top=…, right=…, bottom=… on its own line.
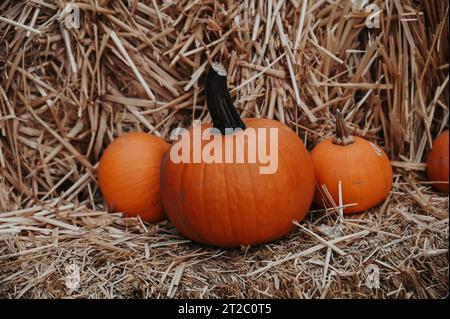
left=0, top=0, right=448, bottom=298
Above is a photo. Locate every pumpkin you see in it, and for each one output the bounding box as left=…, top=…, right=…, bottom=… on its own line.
left=160, top=63, right=315, bottom=247
left=311, top=110, right=393, bottom=214
left=426, top=130, right=449, bottom=193
left=98, top=132, right=169, bottom=222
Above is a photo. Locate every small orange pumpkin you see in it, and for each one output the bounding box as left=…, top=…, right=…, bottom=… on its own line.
left=311, top=110, right=393, bottom=214
left=98, top=132, right=169, bottom=222
left=160, top=63, right=315, bottom=247
left=426, top=130, right=449, bottom=193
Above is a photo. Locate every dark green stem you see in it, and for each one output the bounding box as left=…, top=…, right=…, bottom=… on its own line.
left=333, top=109, right=355, bottom=146
left=205, top=62, right=246, bottom=134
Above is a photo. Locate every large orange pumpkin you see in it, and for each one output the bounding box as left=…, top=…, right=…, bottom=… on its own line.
left=98, top=132, right=169, bottom=222
left=160, top=63, right=315, bottom=247
left=426, top=130, right=449, bottom=193
left=311, top=110, right=393, bottom=214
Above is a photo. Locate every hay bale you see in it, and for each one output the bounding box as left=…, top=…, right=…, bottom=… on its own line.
left=0, top=0, right=448, bottom=298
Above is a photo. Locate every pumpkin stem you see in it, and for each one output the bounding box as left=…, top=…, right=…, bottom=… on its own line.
left=333, top=109, right=355, bottom=146
left=205, top=62, right=246, bottom=134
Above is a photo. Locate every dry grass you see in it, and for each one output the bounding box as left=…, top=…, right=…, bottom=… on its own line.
left=0, top=0, right=448, bottom=298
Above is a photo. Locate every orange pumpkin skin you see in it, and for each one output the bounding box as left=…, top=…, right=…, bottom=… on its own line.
left=160, top=118, right=316, bottom=247
left=426, top=130, right=449, bottom=193
left=98, top=132, right=169, bottom=222
left=311, top=136, right=393, bottom=214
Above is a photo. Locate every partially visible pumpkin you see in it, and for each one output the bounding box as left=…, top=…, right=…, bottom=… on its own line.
left=160, top=63, right=316, bottom=247
left=98, top=132, right=169, bottom=222
left=311, top=110, right=393, bottom=214
left=426, top=130, right=449, bottom=193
